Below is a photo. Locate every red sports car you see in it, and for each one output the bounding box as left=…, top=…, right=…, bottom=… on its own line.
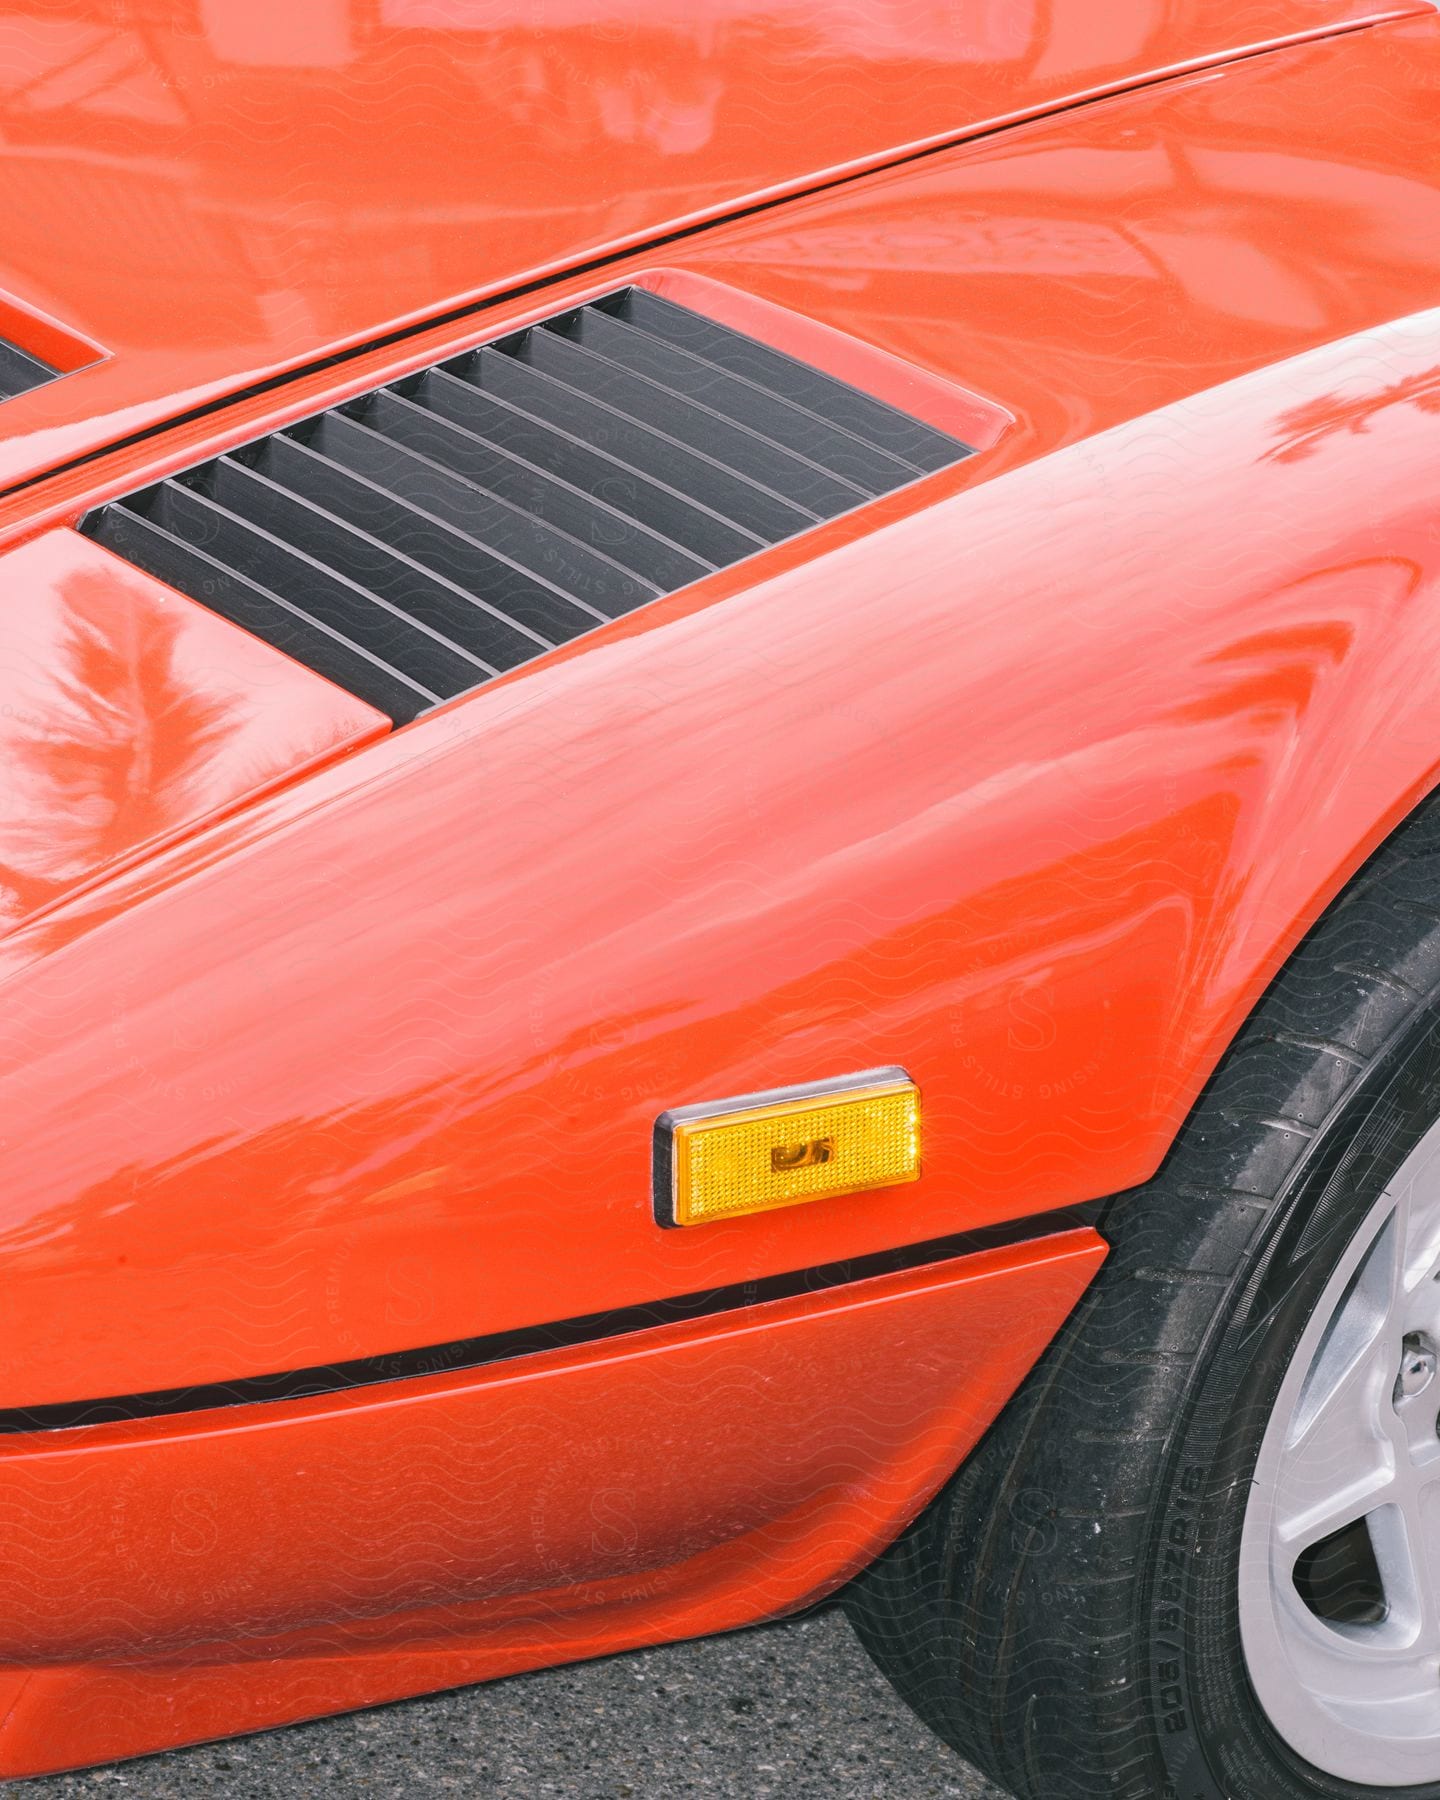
left=1, top=4, right=1438, bottom=1795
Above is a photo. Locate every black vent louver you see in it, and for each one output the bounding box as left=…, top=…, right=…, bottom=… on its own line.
left=82, top=288, right=973, bottom=723
left=0, top=336, right=59, bottom=403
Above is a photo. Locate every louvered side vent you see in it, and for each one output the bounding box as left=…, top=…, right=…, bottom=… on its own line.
left=82, top=288, right=973, bottom=724
left=0, top=336, right=59, bottom=403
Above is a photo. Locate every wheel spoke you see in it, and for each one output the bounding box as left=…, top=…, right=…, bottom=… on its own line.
left=1274, top=1212, right=1403, bottom=1548
left=1272, top=1350, right=1396, bottom=1548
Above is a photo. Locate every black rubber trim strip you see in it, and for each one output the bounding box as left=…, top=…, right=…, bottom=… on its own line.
left=0, top=1202, right=1102, bottom=1434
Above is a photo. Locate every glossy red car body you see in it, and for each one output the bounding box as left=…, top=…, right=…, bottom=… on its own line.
left=3, top=0, right=1440, bottom=1774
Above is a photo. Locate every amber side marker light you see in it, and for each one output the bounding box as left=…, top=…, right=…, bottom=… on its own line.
left=653, top=1068, right=921, bottom=1229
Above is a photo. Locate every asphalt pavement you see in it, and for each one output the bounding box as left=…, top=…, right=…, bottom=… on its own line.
left=8, top=1608, right=1009, bottom=1798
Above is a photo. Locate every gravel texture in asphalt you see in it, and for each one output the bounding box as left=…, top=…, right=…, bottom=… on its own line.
left=7, top=1608, right=1009, bottom=1798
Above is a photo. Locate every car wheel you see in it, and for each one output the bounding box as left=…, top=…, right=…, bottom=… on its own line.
left=848, top=791, right=1440, bottom=1799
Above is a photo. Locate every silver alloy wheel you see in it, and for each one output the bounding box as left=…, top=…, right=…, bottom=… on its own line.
left=1240, top=1114, right=1440, bottom=1787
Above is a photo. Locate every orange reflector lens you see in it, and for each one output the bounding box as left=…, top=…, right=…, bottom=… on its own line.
left=654, top=1069, right=920, bottom=1228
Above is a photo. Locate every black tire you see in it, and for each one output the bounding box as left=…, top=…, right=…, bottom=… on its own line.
left=847, top=790, right=1440, bottom=1800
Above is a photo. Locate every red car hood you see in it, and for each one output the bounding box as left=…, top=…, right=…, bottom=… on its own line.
left=0, top=0, right=1407, bottom=495
left=1, top=7, right=1440, bottom=1405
